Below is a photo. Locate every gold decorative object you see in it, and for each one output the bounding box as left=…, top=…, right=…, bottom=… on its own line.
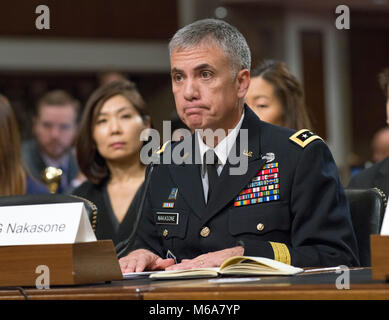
left=41, top=166, right=63, bottom=194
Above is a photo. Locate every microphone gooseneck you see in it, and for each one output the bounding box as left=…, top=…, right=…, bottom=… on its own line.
left=116, top=163, right=155, bottom=258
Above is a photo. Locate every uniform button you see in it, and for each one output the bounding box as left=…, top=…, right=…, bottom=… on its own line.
left=163, top=229, right=168, bottom=237
left=256, top=223, right=264, bottom=231
left=200, top=226, right=211, bottom=238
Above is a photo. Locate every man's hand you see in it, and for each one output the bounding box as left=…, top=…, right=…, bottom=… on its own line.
left=165, top=246, right=244, bottom=271
left=119, top=249, right=175, bottom=273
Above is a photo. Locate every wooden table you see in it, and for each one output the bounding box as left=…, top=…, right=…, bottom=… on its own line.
left=0, top=268, right=388, bottom=300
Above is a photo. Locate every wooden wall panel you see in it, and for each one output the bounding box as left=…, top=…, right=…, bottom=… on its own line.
left=0, top=0, right=178, bottom=40
left=349, top=15, right=389, bottom=163
left=301, top=31, right=326, bottom=139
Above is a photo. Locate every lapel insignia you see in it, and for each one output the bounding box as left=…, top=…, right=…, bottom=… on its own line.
left=234, top=162, right=280, bottom=207
left=243, top=150, right=253, bottom=157
left=156, top=140, right=171, bottom=154
left=182, top=152, right=189, bottom=160
left=261, top=152, right=275, bottom=163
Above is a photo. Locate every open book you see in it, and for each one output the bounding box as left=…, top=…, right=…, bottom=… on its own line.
left=149, top=256, right=303, bottom=280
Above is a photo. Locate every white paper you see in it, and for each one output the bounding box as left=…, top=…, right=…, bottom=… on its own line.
left=208, top=277, right=261, bottom=283
left=75, top=204, right=97, bottom=243
left=380, top=203, right=389, bottom=235
left=0, top=202, right=96, bottom=246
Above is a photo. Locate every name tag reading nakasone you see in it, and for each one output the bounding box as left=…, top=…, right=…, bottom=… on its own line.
left=156, top=212, right=179, bottom=225
left=0, top=202, right=96, bottom=246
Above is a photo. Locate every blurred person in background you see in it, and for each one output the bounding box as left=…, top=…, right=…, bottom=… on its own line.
left=21, top=90, right=81, bottom=193
left=348, top=67, right=389, bottom=197
left=245, top=59, right=313, bottom=130
left=97, top=70, right=128, bottom=87
left=0, top=94, right=49, bottom=195
left=72, top=80, right=151, bottom=246
left=371, top=127, right=389, bottom=163
left=384, top=67, right=389, bottom=126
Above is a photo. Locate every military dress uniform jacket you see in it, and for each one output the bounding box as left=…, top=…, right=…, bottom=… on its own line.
left=132, top=106, right=360, bottom=267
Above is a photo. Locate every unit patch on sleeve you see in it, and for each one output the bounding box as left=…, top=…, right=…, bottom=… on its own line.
left=289, top=129, right=323, bottom=148
left=234, top=162, right=280, bottom=207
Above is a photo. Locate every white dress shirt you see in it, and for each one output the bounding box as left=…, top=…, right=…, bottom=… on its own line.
left=196, top=111, right=245, bottom=203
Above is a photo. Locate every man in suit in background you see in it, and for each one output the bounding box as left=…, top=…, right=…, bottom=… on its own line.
left=348, top=67, right=389, bottom=198
left=119, top=18, right=359, bottom=272
left=371, top=127, right=389, bottom=163
left=22, top=90, right=81, bottom=193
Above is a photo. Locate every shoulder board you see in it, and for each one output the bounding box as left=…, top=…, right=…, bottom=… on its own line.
left=156, top=140, right=171, bottom=154
left=289, top=129, right=323, bottom=148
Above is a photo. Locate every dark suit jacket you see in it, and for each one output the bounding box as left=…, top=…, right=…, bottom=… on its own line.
left=132, top=106, right=360, bottom=267
left=72, top=180, right=143, bottom=246
left=21, top=139, right=79, bottom=193
left=348, top=157, right=389, bottom=198
left=26, top=175, right=50, bottom=194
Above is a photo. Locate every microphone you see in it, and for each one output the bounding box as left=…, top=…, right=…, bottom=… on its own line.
left=115, top=162, right=155, bottom=258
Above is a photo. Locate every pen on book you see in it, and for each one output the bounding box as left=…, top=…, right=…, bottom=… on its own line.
left=208, top=277, right=261, bottom=283
left=303, top=266, right=346, bottom=273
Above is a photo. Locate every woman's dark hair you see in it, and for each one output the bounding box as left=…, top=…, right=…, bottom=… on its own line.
left=0, top=94, right=26, bottom=195
left=251, top=60, right=312, bottom=130
left=76, top=80, right=150, bottom=184
left=378, top=67, right=389, bottom=98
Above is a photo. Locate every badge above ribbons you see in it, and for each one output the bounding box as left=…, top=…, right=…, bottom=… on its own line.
left=163, top=188, right=178, bottom=208
left=234, top=162, right=280, bottom=207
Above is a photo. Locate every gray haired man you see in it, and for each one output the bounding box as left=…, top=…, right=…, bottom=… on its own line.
left=119, top=19, right=359, bottom=272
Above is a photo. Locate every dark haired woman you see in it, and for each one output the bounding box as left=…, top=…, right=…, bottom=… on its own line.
left=0, top=94, right=49, bottom=195
left=72, top=80, right=150, bottom=245
left=246, top=59, right=312, bottom=130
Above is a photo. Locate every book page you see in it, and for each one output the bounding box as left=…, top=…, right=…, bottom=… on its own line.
left=149, top=267, right=220, bottom=280
left=219, top=256, right=303, bottom=275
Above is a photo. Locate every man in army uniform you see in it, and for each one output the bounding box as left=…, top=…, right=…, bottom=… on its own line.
left=119, top=19, right=359, bottom=273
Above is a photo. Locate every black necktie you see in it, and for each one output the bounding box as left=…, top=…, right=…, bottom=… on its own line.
left=204, top=149, right=219, bottom=203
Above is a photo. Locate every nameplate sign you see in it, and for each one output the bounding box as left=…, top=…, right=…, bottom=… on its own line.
left=0, top=202, right=96, bottom=246
left=381, top=203, right=389, bottom=235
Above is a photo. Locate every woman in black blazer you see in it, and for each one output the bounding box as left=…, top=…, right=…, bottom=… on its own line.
left=72, top=80, right=151, bottom=246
